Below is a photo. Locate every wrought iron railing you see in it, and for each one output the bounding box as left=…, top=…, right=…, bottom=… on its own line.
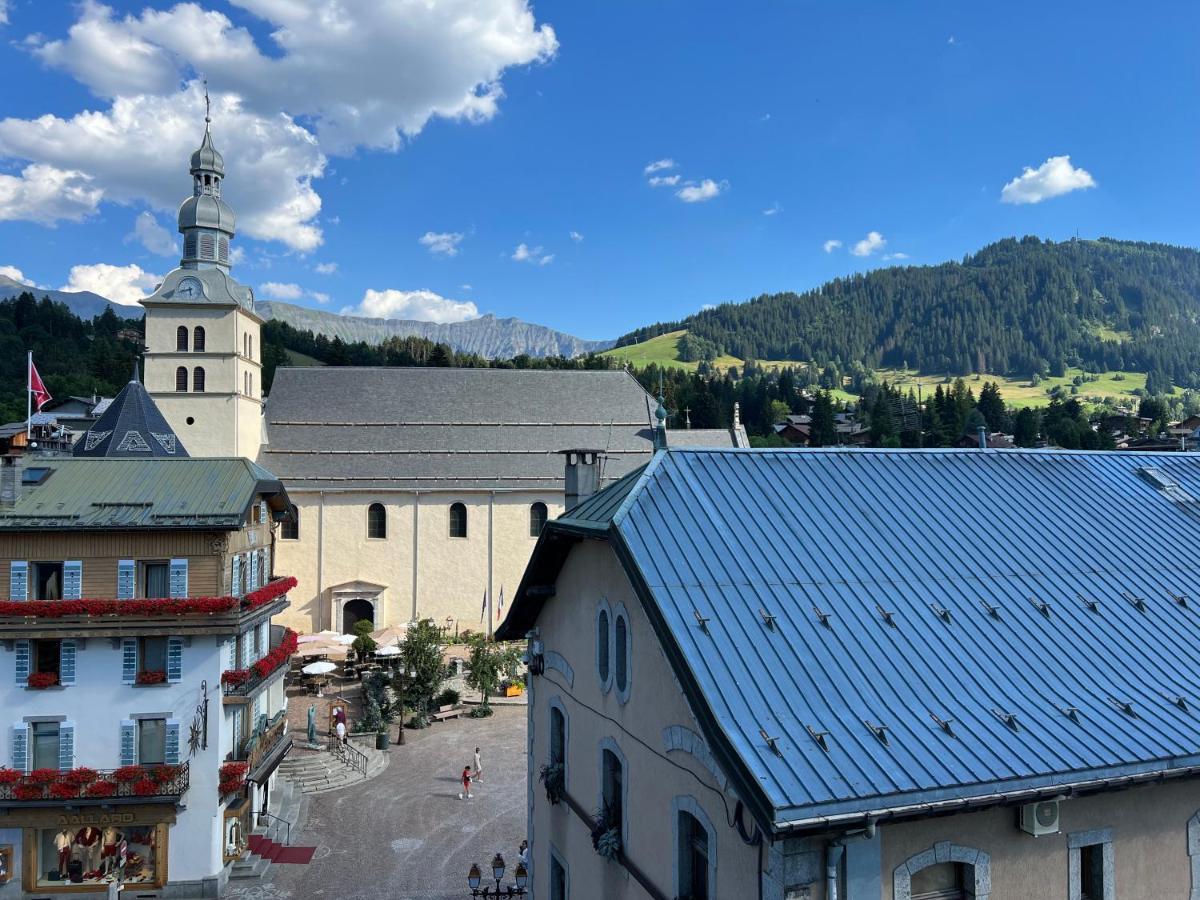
left=231, top=711, right=289, bottom=771
left=329, top=736, right=368, bottom=776
left=0, top=761, right=190, bottom=804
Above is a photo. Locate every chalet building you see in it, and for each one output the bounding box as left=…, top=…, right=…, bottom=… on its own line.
left=500, top=446, right=1200, bottom=900
left=131, top=99, right=746, bottom=637
left=260, top=368, right=747, bottom=636
left=0, top=377, right=296, bottom=898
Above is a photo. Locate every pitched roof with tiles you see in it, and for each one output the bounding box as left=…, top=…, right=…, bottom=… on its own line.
left=502, top=447, right=1200, bottom=832
left=262, top=367, right=737, bottom=491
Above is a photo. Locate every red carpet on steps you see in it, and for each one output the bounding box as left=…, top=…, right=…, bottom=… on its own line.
left=246, top=836, right=317, bottom=865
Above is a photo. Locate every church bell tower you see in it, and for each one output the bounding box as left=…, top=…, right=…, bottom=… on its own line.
left=140, top=89, right=263, bottom=460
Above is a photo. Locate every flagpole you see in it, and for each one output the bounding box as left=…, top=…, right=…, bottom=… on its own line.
left=26, top=351, right=31, bottom=442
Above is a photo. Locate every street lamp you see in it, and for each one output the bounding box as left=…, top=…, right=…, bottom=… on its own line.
left=466, top=854, right=527, bottom=897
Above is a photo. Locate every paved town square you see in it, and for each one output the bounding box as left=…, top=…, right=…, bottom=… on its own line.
left=238, top=708, right=527, bottom=900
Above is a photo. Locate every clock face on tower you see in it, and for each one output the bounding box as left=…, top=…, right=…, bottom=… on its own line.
left=176, top=277, right=202, bottom=300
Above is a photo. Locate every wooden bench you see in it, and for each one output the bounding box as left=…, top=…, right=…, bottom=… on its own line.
left=430, top=704, right=462, bottom=722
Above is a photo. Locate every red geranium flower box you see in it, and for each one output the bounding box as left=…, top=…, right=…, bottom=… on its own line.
left=221, top=669, right=250, bottom=687
left=0, top=769, right=21, bottom=785
left=27, top=671, right=59, bottom=689
left=64, top=767, right=99, bottom=786
left=148, top=765, right=179, bottom=783
left=49, top=782, right=79, bottom=799
left=136, top=670, right=167, bottom=685
left=27, top=768, right=59, bottom=785
left=131, top=779, right=159, bottom=796
left=84, top=780, right=117, bottom=798
left=13, top=783, right=43, bottom=800
left=112, top=765, right=144, bottom=783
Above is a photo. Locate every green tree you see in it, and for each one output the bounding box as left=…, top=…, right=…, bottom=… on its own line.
left=977, top=381, right=1006, bottom=431
left=809, top=391, right=836, bottom=446
left=1013, top=407, right=1040, bottom=446
left=398, top=619, right=446, bottom=727
left=464, top=635, right=523, bottom=716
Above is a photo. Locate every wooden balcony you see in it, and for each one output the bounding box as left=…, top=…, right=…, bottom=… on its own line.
left=231, top=712, right=291, bottom=783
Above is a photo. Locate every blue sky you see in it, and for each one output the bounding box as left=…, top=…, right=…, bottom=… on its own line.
left=0, top=1, right=1197, bottom=341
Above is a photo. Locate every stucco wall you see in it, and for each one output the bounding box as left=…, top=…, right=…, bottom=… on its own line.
left=528, top=538, right=761, bottom=900
left=273, top=490, right=562, bottom=633
left=880, top=778, right=1200, bottom=899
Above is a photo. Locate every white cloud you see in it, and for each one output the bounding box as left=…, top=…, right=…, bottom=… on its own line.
left=344, top=288, right=478, bottom=323
left=512, top=242, right=553, bottom=265
left=822, top=239, right=843, bottom=253
left=0, top=2, right=9, bottom=26
left=851, top=231, right=886, bottom=257
left=947, top=35, right=956, bottom=45
left=648, top=174, right=680, bottom=187
left=309, top=291, right=330, bottom=305
left=259, top=281, right=304, bottom=300
left=0, top=265, right=26, bottom=282
left=314, top=261, right=338, bottom=274
left=229, top=246, right=246, bottom=266
left=62, top=262, right=159, bottom=305
left=763, top=202, right=781, bottom=216
left=419, top=231, right=465, bottom=257
left=1, top=0, right=557, bottom=246
left=1000, top=155, right=1096, bottom=205
left=0, top=164, right=103, bottom=224
left=676, top=179, right=727, bottom=203
left=569, top=230, right=584, bottom=242
left=883, top=252, right=910, bottom=261
left=126, top=210, right=177, bottom=256
left=643, top=158, right=675, bottom=175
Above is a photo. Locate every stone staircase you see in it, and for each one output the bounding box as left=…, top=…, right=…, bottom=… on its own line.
left=229, top=775, right=302, bottom=881
left=276, top=737, right=390, bottom=796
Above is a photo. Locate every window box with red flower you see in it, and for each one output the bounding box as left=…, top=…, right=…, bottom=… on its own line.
left=131, top=779, right=160, bottom=797
left=26, top=671, right=59, bottom=689
left=112, top=765, right=144, bottom=783
left=64, top=767, right=98, bottom=786
left=12, top=784, right=43, bottom=800
left=0, top=770, right=20, bottom=785
left=84, top=780, right=117, bottom=798
left=0, top=576, right=297, bottom=620
left=26, top=769, right=58, bottom=785
left=136, top=669, right=168, bottom=686
left=148, top=765, right=180, bottom=784
left=48, top=782, right=79, bottom=800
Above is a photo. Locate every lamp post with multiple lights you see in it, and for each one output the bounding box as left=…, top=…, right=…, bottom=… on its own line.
left=467, top=854, right=528, bottom=897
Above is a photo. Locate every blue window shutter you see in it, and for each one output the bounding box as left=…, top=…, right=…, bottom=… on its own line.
left=9, top=561, right=27, bottom=601
left=14, top=640, right=30, bottom=686
left=62, top=561, right=82, bottom=600
left=239, top=631, right=251, bottom=669
left=169, top=559, right=188, bottom=598
left=12, top=724, right=29, bottom=773
left=248, top=551, right=259, bottom=592
left=58, top=723, right=74, bottom=771
left=262, top=547, right=271, bottom=584
left=164, top=720, right=180, bottom=765
left=117, top=560, right=135, bottom=600
left=260, top=500, right=268, bottom=524
left=59, top=640, right=76, bottom=686
left=119, top=720, right=136, bottom=766
left=232, top=555, right=243, bottom=597
left=256, top=623, right=267, bottom=659
left=225, top=638, right=236, bottom=671
left=167, top=637, right=183, bottom=683
left=121, top=638, right=137, bottom=684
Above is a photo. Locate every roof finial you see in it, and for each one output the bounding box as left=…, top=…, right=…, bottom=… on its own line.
left=653, top=370, right=668, bottom=451
left=203, top=78, right=212, bottom=129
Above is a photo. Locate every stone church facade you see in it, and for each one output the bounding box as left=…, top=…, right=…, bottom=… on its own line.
left=136, top=106, right=746, bottom=637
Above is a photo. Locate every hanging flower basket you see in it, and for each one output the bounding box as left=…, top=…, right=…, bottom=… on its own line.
left=136, top=670, right=167, bottom=685
left=27, top=671, right=59, bottom=689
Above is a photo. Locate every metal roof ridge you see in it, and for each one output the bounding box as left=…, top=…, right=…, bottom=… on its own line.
left=611, top=449, right=669, bottom=529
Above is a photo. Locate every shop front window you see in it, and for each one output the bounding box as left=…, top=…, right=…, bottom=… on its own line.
left=34, top=823, right=163, bottom=887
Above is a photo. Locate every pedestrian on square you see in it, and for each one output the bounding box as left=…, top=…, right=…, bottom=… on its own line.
left=459, top=765, right=473, bottom=800
left=518, top=840, right=529, bottom=867
left=473, top=746, right=483, bottom=783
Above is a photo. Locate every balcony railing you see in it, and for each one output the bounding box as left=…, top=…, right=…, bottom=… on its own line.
left=231, top=711, right=290, bottom=780
left=0, top=577, right=296, bottom=621
left=222, top=628, right=299, bottom=697
left=0, top=762, right=190, bottom=805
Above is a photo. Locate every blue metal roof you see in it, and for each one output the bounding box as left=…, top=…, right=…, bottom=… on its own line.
left=506, top=447, right=1200, bottom=829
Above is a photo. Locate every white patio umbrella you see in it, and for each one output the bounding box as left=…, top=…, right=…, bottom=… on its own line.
left=298, top=630, right=340, bottom=644
left=296, top=643, right=348, bottom=659
left=375, top=645, right=401, bottom=657
left=302, top=661, right=337, bottom=676
left=332, top=634, right=357, bottom=645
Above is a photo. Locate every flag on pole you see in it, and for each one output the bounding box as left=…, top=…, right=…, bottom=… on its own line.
left=28, top=357, right=51, bottom=411
left=480, top=589, right=487, bottom=622
left=497, top=586, right=505, bottom=615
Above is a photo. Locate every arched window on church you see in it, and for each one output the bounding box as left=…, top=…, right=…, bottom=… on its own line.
left=530, top=502, right=548, bottom=537
left=367, top=503, right=387, bottom=540
left=193, top=326, right=205, bottom=352
left=193, top=367, right=205, bottom=393
left=175, top=367, right=188, bottom=392
left=176, top=326, right=189, bottom=352
left=449, top=503, right=468, bottom=539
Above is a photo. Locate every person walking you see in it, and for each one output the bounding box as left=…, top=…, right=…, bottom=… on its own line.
left=473, top=746, right=483, bottom=783
left=518, top=840, right=529, bottom=867
left=459, top=765, right=473, bottom=800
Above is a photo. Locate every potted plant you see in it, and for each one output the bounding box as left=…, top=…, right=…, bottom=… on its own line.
left=538, top=762, right=565, bottom=805
left=590, top=804, right=622, bottom=861
left=27, top=671, right=59, bottom=689
left=136, top=669, right=167, bottom=685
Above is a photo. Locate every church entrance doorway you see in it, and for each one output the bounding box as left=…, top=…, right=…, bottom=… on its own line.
left=342, top=598, right=375, bottom=634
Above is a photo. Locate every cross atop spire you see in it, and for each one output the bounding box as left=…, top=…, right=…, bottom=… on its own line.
left=203, top=79, right=212, bottom=128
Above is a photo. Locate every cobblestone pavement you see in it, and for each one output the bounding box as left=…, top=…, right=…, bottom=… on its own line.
left=229, top=706, right=528, bottom=900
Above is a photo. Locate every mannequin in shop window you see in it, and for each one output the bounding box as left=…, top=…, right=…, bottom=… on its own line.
left=54, top=829, right=72, bottom=877
left=101, top=827, right=123, bottom=875
left=76, top=826, right=101, bottom=878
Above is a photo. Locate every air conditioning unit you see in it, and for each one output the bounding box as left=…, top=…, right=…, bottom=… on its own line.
left=1019, top=800, right=1061, bottom=836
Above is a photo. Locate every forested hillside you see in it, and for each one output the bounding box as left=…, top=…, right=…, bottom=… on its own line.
left=620, top=237, right=1200, bottom=385
left=0, top=292, right=142, bottom=423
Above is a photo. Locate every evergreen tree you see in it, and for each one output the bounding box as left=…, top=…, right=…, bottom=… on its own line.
left=810, top=391, right=836, bottom=446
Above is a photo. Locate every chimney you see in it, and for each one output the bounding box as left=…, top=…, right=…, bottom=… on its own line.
left=562, top=449, right=606, bottom=512
left=977, top=425, right=988, bottom=450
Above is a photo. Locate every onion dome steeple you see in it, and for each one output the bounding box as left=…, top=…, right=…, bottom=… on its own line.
left=178, top=83, right=236, bottom=271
